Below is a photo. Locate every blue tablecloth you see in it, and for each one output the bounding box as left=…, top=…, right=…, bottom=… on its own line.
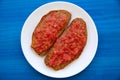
left=0, top=0, right=120, bottom=80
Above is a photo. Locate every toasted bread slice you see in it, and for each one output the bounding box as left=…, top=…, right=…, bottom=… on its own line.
left=45, top=18, right=87, bottom=70
left=31, top=10, right=71, bottom=56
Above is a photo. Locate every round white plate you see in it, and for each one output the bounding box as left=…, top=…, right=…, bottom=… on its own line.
left=21, top=1, right=98, bottom=78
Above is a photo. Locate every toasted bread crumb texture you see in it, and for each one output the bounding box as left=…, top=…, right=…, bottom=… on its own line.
left=31, top=10, right=71, bottom=54
left=45, top=18, right=87, bottom=70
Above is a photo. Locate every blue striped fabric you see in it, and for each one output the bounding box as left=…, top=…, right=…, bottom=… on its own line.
left=0, top=0, right=120, bottom=80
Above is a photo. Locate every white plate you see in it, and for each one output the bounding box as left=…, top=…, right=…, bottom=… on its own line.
left=21, top=1, right=98, bottom=78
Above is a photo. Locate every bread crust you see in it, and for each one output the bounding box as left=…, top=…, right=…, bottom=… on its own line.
left=31, top=10, right=71, bottom=56
left=45, top=18, right=87, bottom=70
